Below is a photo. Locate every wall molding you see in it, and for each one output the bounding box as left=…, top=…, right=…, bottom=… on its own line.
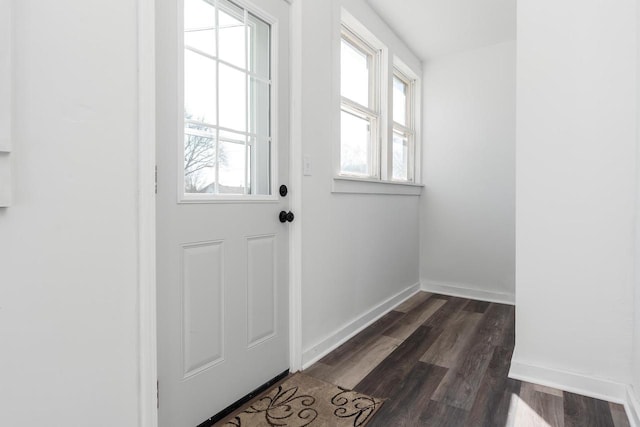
left=301, top=283, right=420, bottom=369
left=288, top=0, right=303, bottom=374
left=421, top=279, right=515, bottom=305
left=627, top=385, right=640, bottom=427
left=510, top=360, right=640, bottom=426
left=509, top=359, right=628, bottom=404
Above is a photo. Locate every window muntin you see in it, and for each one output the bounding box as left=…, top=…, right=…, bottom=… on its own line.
left=183, top=0, right=272, bottom=197
left=340, top=27, right=380, bottom=178
left=392, top=69, right=415, bottom=182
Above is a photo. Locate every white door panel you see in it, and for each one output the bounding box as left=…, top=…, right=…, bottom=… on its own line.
left=156, top=0, right=290, bottom=425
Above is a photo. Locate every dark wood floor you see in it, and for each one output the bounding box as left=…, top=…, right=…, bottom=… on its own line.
left=304, top=292, right=630, bottom=427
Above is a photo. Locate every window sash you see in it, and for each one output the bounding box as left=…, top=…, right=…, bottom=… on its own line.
left=339, top=26, right=380, bottom=179
left=390, top=68, right=415, bottom=182
left=341, top=27, right=379, bottom=111
left=340, top=103, right=379, bottom=178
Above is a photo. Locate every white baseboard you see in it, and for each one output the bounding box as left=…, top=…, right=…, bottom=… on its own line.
left=421, top=279, right=515, bottom=305
left=301, top=282, right=420, bottom=369
left=508, top=359, right=627, bottom=404
left=627, top=385, right=640, bottom=427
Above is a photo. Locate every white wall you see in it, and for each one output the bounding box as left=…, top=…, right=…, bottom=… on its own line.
left=296, top=0, right=423, bottom=365
left=0, top=1, right=141, bottom=425
left=513, top=0, right=636, bottom=393
left=420, top=41, right=516, bottom=304
left=634, top=0, right=640, bottom=412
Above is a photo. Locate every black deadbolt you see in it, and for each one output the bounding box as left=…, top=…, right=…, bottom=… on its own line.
left=279, top=185, right=288, bottom=197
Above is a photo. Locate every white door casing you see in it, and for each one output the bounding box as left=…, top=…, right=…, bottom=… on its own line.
left=156, top=0, right=292, bottom=425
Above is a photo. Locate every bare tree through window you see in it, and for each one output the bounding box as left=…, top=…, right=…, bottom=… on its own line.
left=184, top=112, right=227, bottom=193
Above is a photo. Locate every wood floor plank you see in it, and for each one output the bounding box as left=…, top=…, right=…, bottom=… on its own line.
left=590, top=398, right=618, bottom=427
left=394, top=291, right=431, bottom=313
left=366, top=361, right=448, bottom=426
left=422, top=296, right=469, bottom=330
left=431, top=303, right=513, bottom=411
left=462, top=299, right=490, bottom=313
left=319, top=310, right=404, bottom=366
left=382, top=297, right=447, bottom=341
left=419, top=400, right=469, bottom=426
left=465, top=345, right=521, bottom=427
left=420, top=310, right=483, bottom=368
left=533, top=383, right=564, bottom=397
left=610, top=402, right=631, bottom=427
left=354, top=325, right=442, bottom=399
left=304, top=335, right=401, bottom=389
left=564, top=391, right=615, bottom=427
left=513, top=382, right=564, bottom=427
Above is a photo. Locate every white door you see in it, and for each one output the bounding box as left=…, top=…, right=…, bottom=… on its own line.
left=156, top=0, right=291, bottom=425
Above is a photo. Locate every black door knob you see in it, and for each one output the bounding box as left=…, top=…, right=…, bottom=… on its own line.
left=279, top=211, right=295, bottom=223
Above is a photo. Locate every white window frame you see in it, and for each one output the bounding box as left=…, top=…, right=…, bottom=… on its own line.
left=390, top=66, right=417, bottom=183
left=179, top=0, right=279, bottom=203
left=339, top=26, right=381, bottom=179
left=334, top=10, right=422, bottom=195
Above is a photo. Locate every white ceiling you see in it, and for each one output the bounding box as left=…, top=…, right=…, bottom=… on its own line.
left=366, top=0, right=516, bottom=61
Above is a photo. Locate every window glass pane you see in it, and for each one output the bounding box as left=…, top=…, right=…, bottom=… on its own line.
left=392, top=131, right=409, bottom=181
left=249, top=77, right=270, bottom=138
left=393, top=75, right=408, bottom=127
left=218, top=0, right=246, bottom=69
left=184, top=132, right=217, bottom=193
left=218, top=63, right=246, bottom=131
left=341, top=37, right=370, bottom=107
left=218, top=139, right=247, bottom=194
left=184, top=0, right=216, bottom=57
left=184, top=50, right=217, bottom=125
left=248, top=13, right=270, bottom=78
left=341, top=110, right=371, bottom=176
left=249, top=137, right=271, bottom=195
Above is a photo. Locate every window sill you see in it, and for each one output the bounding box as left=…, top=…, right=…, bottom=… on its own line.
left=332, top=176, right=424, bottom=196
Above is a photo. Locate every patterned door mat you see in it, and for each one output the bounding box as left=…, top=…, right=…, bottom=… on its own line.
left=215, top=373, right=384, bottom=427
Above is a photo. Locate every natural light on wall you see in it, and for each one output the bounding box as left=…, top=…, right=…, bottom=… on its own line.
left=183, top=0, right=272, bottom=197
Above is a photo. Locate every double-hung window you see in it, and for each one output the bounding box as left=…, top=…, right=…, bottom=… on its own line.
left=392, top=69, right=415, bottom=182
left=339, top=27, right=380, bottom=178
left=338, top=16, right=420, bottom=186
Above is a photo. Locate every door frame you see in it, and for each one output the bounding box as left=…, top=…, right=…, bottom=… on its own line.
left=135, top=0, right=303, bottom=426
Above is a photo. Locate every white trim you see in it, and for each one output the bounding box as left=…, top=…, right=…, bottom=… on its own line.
left=0, top=0, right=11, bottom=153
left=288, top=0, right=303, bottom=373
left=508, top=359, right=628, bottom=404
left=301, top=283, right=420, bottom=369
left=421, top=279, right=515, bottom=305
left=332, top=176, right=423, bottom=195
left=137, top=0, right=158, bottom=425
left=626, top=385, right=640, bottom=427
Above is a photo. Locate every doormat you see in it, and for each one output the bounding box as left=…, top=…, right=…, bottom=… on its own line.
left=215, top=373, right=384, bottom=427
